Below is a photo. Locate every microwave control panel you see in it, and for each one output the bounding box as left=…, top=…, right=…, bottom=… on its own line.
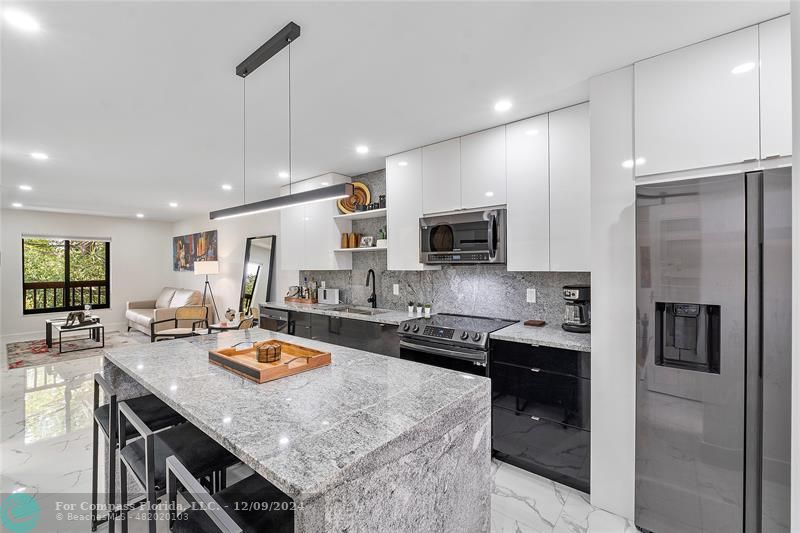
left=427, top=253, right=490, bottom=263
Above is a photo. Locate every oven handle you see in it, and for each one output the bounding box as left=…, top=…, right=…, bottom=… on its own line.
left=399, top=340, right=487, bottom=363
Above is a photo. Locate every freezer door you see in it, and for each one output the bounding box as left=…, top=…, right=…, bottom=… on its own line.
left=760, top=167, right=791, bottom=532
left=636, top=175, right=746, bottom=533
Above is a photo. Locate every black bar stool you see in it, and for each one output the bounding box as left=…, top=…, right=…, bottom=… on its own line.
left=166, top=455, right=294, bottom=533
left=91, top=374, right=184, bottom=532
left=117, top=402, right=240, bottom=533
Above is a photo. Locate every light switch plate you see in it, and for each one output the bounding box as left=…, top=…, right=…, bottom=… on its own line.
left=526, top=288, right=537, bottom=303
left=393, top=284, right=400, bottom=296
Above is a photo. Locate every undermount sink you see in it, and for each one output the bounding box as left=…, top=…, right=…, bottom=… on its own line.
left=329, top=305, right=387, bottom=316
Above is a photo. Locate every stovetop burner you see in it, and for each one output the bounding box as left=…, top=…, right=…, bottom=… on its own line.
left=397, top=313, right=517, bottom=350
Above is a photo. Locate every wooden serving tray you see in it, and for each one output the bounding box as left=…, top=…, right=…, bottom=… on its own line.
left=285, top=296, right=318, bottom=304
left=209, top=340, right=331, bottom=384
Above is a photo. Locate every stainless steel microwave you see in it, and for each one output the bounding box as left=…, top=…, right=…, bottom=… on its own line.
left=419, top=208, right=506, bottom=264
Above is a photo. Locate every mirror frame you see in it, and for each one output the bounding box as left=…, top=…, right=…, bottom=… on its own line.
left=239, top=235, right=276, bottom=313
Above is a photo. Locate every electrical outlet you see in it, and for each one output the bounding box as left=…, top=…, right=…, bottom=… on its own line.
left=526, top=288, right=537, bottom=303
left=393, top=284, right=400, bottom=296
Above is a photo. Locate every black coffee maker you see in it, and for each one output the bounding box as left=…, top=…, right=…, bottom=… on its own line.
left=562, top=285, right=590, bottom=333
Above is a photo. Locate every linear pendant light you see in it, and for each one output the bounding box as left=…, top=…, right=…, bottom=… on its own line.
left=209, top=22, right=352, bottom=220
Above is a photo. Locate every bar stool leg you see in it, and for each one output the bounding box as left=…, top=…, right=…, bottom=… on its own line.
left=119, top=460, right=128, bottom=533
left=90, top=388, right=100, bottom=531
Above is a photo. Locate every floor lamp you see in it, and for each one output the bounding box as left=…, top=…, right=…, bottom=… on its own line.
left=194, top=260, right=219, bottom=322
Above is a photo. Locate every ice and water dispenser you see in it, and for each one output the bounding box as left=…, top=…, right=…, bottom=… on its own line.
left=655, top=302, right=721, bottom=374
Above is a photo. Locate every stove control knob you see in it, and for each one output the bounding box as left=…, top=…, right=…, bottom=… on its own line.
left=402, top=324, right=410, bottom=331
left=412, top=325, right=420, bottom=333
left=472, top=332, right=482, bottom=342
left=460, top=331, right=469, bottom=340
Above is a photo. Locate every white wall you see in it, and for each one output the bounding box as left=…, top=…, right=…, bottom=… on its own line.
left=0, top=209, right=173, bottom=342
left=170, top=211, right=291, bottom=320
left=790, top=3, right=799, bottom=529
left=588, top=66, right=637, bottom=519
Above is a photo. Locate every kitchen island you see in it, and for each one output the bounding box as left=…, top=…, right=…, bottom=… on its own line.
left=102, top=329, right=491, bottom=532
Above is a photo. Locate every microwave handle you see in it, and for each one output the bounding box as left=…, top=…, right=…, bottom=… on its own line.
left=487, top=211, right=497, bottom=259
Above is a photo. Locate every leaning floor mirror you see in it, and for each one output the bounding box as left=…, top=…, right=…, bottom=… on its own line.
left=239, top=235, right=276, bottom=313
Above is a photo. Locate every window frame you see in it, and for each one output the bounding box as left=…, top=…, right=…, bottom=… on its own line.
left=21, top=238, right=111, bottom=315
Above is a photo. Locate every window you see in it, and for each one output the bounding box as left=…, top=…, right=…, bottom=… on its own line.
left=22, top=237, right=110, bottom=314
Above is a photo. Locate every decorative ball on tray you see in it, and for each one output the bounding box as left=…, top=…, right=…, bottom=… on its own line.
left=337, top=182, right=371, bottom=214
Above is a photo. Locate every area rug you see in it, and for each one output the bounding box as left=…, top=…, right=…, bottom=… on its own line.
left=5, top=330, right=150, bottom=370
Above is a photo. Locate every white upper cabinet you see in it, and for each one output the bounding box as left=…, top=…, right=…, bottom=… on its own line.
left=386, top=149, right=436, bottom=271
left=759, top=15, right=792, bottom=159
left=506, top=115, right=549, bottom=272
left=549, top=103, right=590, bottom=272
left=279, top=173, right=351, bottom=271
left=634, top=26, right=760, bottom=176
left=461, top=126, right=506, bottom=209
left=422, top=138, right=461, bottom=214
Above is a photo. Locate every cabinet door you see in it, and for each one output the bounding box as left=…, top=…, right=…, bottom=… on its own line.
left=303, top=174, right=352, bottom=271
left=461, top=126, right=506, bottom=208
left=506, top=115, right=549, bottom=271
left=280, top=205, right=305, bottom=270
left=634, top=26, right=759, bottom=176
left=760, top=16, right=792, bottom=159
left=549, top=103, right=590, bottom=271
left=422, top=138, right=461, bottom=214
left=387, top=149, right=433, bottom=271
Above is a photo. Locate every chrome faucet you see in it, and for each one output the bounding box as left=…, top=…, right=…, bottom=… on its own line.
left=366, top=269, right=377, bottom=308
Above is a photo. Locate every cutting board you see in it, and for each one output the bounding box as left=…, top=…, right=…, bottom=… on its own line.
left=209, top=340, right=331, bottom=384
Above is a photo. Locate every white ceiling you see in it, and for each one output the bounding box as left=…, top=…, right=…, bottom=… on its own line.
left=1, top=1, right=788, bottom=221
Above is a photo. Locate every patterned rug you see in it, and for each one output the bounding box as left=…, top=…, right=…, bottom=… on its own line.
left=5, top=330, right=150, bottom=370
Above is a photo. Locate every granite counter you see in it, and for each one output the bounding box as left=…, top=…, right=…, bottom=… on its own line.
left=102, top=329, right=491, bottom=532
left=490, top=322, right=591, bottom=352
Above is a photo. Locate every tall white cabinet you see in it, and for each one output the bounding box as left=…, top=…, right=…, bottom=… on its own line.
left=759, top=15, right=792, bottom=159
left=549, top=103, right=591, bottom=272
left=634, top=26, right=760, bottom=176
left=506, top=115, right=549, bottom=271
left=386, top=149, right=437, bottom=271
left=461, top=126, right=506, bottom=208
left=279, top=173, right=352, bottom=271
left=421, top=139, right=461, bottom=214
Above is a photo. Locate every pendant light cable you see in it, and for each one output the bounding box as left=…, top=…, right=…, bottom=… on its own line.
left=243, top=78, right=247, bottom=204
left=287, top=40, right=292, bottom=195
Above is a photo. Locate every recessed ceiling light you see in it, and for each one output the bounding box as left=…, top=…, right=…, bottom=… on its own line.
left=731, top=62, right=755, bottom=75
left=3, top=9, right=40, bottom=32
left=136, top=213, right=144, bottom=218
left=11, top=202, right=22, bottom=208
left=321, top=182, right=329, bottom=186
left=18, top=185, right=32, bottom=191
left=494, top=99, right=512, bottom=112
left=278, top=171, right=289, bottom=179
left=169, top=202, right=178, bottom=208
left=29, top=152, right=48, bottom=160
left=525, top=129, right=539, bottom=136
left=621, top=159, right=634, bottom=169
left=355, top=145, right=369, bottom=154
left=398, top=161, right=408, bottom=167
left=635, top=157, right=646, bottom=166
left=485, top=191, right=494, bottom=197
left=221, top=184, right=233, bottom=191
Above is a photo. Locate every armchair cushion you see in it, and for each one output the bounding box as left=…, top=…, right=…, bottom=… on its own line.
left=126, top=308, right=156, bottom=327
left=155, top=288, right=177, bottom=309
left=170, top=289, right=201, bottom=307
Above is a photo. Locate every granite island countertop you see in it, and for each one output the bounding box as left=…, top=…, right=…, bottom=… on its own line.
left=490, top=322, right=591, bottom=352
left=263, top=301, right=412, bottom=325
left=102, top=329, right=491, bottom=505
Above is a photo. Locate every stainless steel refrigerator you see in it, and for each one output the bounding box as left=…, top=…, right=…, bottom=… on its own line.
left=635, top=169, right=791, bottom=533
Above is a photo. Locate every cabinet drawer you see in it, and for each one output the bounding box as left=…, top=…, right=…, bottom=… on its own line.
left=492, top=405, right=589, bottom=493
left=491, top=340, right=590, bottom=378
left=491, top=361, right=590, bottom=430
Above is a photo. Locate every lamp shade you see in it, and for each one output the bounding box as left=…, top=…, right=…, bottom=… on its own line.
left=194, top=260, right=219, bottom=275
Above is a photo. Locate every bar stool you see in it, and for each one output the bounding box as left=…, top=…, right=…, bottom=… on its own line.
left=166, top=455, right=294, bottom=533
left=117, top=402, right=240, bottom=533
left=91, top=374, right=185, bottom=532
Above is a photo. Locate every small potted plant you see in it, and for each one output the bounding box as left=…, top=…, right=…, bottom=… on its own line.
left=408, top=301, right=415, bottom=317
left=424, top=303, right=431, bottom=318
left=416, top=302, right=424, bottom=317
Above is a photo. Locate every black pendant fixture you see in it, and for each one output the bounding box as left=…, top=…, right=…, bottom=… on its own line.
left=209, top=22, right=352, bottom=220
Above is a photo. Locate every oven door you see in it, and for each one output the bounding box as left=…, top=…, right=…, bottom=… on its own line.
left=419, top=209, right=505, bottom=263
left=398, top=338, right=488, bottom=376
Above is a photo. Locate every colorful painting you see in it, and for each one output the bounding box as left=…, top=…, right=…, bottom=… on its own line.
left=173, top=230, right=218, bottom=271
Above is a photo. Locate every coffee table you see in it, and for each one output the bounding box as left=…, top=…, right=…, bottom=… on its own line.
left=47, top=317, right=104, bottom=354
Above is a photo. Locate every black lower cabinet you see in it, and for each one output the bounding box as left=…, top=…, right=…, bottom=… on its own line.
left=492, top=406, right=590, bottom=493
left=490, top=339, right=591, bottom=493
left=282, top=309, right=399, bottom=357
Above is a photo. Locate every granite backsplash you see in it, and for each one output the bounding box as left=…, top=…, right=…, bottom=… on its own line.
left=299, top=169, right=590, bottom=324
